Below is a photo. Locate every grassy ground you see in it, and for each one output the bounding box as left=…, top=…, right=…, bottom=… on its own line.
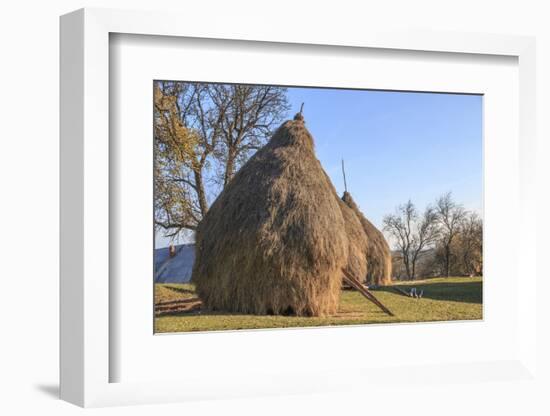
left=154, top=276, right=482, bottom=333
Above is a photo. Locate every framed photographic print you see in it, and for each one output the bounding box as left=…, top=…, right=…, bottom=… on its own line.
left=152, top=81, right=483, bottom=333
left=60, top=7, right=538, bottom=408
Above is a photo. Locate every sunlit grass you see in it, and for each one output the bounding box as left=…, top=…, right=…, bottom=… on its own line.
left=154, top=276, right=482, bottom=333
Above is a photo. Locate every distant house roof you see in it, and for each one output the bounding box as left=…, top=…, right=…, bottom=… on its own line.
left=154, top=244, right=195, bottom=283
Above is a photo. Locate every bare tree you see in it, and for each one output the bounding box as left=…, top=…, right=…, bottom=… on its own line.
left=383, top=200, right=439, bottom=280
left=206, top=84, right=290, bottom=187
left=435, top=192, right=466, bottom=277
left=456, top=212, right=483, bottom=276
left=153, top=81, right=289, bottom=240
left=412, top=207, right=440, bottom=277
left=383, top=200, right=414, bottom=279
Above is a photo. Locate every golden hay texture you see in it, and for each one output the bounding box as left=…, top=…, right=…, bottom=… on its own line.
left=337, top=198, right=369, bottom=282
left=342, top=191, right=392, bottom=286
left=319, top=167, right=369, bottom=283
left=192, top=115, right=349, bottom=316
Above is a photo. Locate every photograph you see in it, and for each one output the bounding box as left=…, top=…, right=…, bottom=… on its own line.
left=153, top=81, right=483, bottom=333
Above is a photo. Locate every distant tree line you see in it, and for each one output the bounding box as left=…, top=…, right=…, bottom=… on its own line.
left=383, top=192, right=482, bottom=280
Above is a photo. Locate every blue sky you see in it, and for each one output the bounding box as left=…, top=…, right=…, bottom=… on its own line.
left=284, top=87, right=483, bottom=230
left=156, top=87, right=482, bottom=248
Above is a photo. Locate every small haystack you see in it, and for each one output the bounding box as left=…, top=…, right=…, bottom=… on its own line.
left=338, top=199, right=369, bottom=282
left=192, top=113, right=349, bottom=316
left=342, top=191, right=392, bottom=286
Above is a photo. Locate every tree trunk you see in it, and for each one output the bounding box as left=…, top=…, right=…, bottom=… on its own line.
left=223, top=149, right=237, bottom=188
left=445, top=245, right=451, bottom=277
left=404, top=255, right=413, bottom=280
left=193, top=169, right=208, bottom=217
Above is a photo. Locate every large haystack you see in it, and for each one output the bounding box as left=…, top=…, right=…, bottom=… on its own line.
left=192, top=114, right=349, bottom=316
left=342, top=192, right=392, bottom=286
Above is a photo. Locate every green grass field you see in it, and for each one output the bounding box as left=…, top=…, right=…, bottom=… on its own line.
left=154, top=276, right=482, bottom=333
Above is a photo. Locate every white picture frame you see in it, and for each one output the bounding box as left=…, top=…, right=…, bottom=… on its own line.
left=60, top=7, right=538, bottom=408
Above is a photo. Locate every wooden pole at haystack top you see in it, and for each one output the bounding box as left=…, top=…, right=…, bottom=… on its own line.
left=341, top=159, right=348, bottom=193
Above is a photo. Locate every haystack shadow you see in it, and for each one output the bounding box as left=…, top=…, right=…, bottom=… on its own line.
left=378, top=280, right=482, bottom=304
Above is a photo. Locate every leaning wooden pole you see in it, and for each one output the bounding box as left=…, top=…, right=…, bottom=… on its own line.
left=342, top=269, right=394, bottom=316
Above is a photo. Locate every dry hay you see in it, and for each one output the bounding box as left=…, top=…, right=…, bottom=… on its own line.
left=337, top=198, right=369, bottom=285
left=192, top=114, right=350, bottom=316
left=320, top=167, right=368, bottom=283
left=342, top=191, right=392, bottom=286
